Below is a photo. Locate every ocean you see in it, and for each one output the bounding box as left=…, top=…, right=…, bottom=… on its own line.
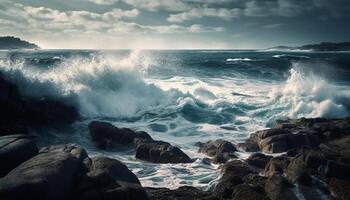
left=0, top=49, right=350, bottom=189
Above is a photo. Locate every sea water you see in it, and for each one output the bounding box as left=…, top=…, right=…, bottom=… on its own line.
left=0, top=49, right=349, bottom=189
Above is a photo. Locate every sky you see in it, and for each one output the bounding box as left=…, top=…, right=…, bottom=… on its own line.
left=0, top=0, right=350, bottom=49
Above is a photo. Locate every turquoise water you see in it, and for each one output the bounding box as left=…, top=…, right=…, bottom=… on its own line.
left=1, top=49, right=350, bottom=188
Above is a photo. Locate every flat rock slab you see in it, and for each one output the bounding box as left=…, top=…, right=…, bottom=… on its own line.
left=0, top=144, right=87, bottom=200
left=0, top=134, right=38, bottom=177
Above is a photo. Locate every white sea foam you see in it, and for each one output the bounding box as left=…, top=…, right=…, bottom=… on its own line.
left=272, top=54, right=310, bottom=59
left=269, top=63, right=350, bottom=118
left=226, top=58, right=252, bottom=62
left=0, top=50, right=175, bottom=118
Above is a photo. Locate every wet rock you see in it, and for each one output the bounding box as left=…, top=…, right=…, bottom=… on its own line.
left=328, top=178, right=350, bottom=200
left=135, top=139, right=191, bottom=163
left=236, top=141, right=259, bottom=152
left=324, top=160, right=350, bottom=180
left=320, top=135, right=350, bottom=163
left=146, top=186, right=218, bottom=200
left=240, top=128, right=291, bottom=153
left=0, top=75, right=79, bottom=135
left=0, top=134, right=38, bottom=177
left=265, top=174, right=298, bottom=200
left=21, top=98, right=79, bottom=125
left=88, top=121, right=152, bottom=149
left=259, top=132, right=319, bottom=153
left=0, top=144, right=88, bottom=200
left=286, top=153, right=311, bottom=185
left=214, top=160, right=257, bottom=199
left=197, top=140, right=237, bottom=163
left=242, top=174, right=267, bottom=191
left=73, top=157, right=148, bottom=200
left=232, top=184, right=269, bottom=200
left=264, top=156, right=290, bottom=177
left=246, top=153, right=272, bottom=169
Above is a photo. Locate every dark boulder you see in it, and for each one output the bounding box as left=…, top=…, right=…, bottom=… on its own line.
left=328, top=178, right=350, bottom=200
left=259, top=132, right=319, bottom=153
left=265, top=174, right=298, bottom=200
left=0, top=144, right=88, bottom=200
left=146, top=186, right=218, bottom=200
left=246, top=153, right=272, bottom=169
left=0, top=74, right=79, bottom=136
left=285, top=153, right=311, bottom=185
left=135, top=139, right=191, bottom=163
left=88, top=121, right=152, bottom=149
left=21, top=98, right=79, bottom=125
left=240, top=128, right=290, bottom=153
left=73, top=157, right=148, bottom=200
left=324, top=160, right=350, bottom=180
left=264, top=156, right=290, bottom=177
left=236, top=141, right=259, bottom=152
left=0, top=134, right=38, bottom=177
left=232, top=184, right=269, bottom=200
left=214, top=160, right=257, bottom=199
left=242, top=174, right=267, bottom=191
left=320, top=135, right=350, bottom=163
left=197, top=140, right=237, bottom=163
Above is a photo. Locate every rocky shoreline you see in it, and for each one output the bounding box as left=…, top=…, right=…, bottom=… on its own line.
left=1, top=75, right=350, bottom=199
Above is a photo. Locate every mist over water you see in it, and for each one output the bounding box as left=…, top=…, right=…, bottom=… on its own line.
left=1, top=49, right=350, bottom=188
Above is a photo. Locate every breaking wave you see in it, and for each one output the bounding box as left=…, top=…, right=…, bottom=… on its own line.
left=269, top=62, right=350, bottom=119
left=0, top=50, right=178, bottom=118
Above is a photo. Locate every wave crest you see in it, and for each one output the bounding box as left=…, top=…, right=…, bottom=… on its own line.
left=0, top=50, right=171, bottom=118
left=269, top=63, right=350, bottom=118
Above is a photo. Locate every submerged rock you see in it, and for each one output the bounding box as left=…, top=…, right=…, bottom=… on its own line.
left=0, top=144, right=88, bottom=200
left=0, top=134, right=38, bottom=177
left=135, top=139, right=191, bottom=163
left=197, top=139, right=237, bottom=163
left=88, top=121, right=152, bottom=149
left=146, top=186, right=218, bottom=200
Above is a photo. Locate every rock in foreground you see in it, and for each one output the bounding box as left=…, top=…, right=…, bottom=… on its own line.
left=73, top=157, right=148, bottom=200
left=0, top=134, right=38, bottom=177
left=0, top=144, right=88, bottom=200
left=0, top=143, right=149, bottom=200
left=146, top=186, right=218, bottom=200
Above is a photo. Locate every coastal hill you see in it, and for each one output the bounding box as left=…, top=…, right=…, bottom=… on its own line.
left=269, top=42, right=350, bottom=51
left=0, top=36, right=40, bottom=50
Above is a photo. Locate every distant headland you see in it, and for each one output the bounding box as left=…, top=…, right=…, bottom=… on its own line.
left=269, top=42, right=350, bottom=52
left=0, top=36, right=40, bottom=50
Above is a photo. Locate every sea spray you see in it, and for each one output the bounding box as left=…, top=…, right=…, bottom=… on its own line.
left=269, top=62, right=350, bottom=118
left=0, top=50, right=173, bottom=118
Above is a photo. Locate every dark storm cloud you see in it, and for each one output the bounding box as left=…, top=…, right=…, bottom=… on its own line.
left=167, top=0, right=350, bottom=22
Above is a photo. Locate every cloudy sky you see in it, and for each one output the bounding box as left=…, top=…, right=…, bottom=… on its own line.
left=1, top=0, right=350, bottom=49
